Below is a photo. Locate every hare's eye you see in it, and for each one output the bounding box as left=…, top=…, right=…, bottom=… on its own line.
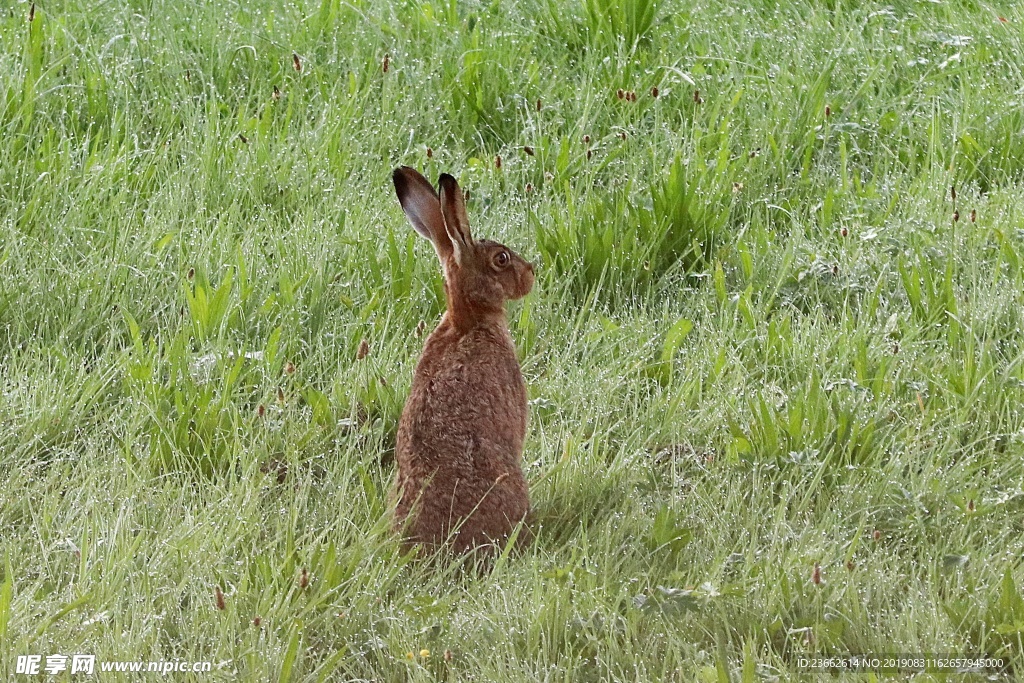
left=495, top=251, right=510, bottom=267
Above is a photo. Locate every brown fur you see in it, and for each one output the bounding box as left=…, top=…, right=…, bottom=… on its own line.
left=390, top=167, right=534, bottom=554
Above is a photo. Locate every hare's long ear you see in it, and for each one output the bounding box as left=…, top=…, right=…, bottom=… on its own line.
left=392, top=166, right=452, bottom=262
left=437, top=173, right=472, bottom=265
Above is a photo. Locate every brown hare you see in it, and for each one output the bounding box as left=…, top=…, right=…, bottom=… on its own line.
left=390, top=166, right=534, bottom=554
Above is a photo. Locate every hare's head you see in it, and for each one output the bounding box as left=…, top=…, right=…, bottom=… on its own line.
left=393, top=167, right=534, bottom=321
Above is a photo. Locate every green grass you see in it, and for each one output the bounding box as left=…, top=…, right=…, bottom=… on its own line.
left=2, top=0, right=1024, bottom=680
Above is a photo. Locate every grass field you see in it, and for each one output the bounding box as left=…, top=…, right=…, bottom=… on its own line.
left=3, top=0, right=1024, bottom=679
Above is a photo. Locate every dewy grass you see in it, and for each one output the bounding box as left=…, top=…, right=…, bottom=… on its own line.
left=2, top=0, right=1024, bottom=680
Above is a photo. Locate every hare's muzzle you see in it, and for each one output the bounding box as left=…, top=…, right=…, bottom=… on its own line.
left=518, top=262, right=536, bottom=298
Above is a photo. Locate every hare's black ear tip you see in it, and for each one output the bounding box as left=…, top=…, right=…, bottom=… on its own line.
left=392, top=167, right=410, bottom=192
left=437, top=173, right=458, bottom=191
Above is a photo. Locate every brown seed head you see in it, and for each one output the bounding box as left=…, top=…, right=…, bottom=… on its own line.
left=586, top=149, right=592, bottom=160
left=616, top=88, right=625, bottom=100
left=583, top=134, right=591, bottom=145
left=523, top=145, right=535, bottom=156
left=253, top=616, right=262, bottom=627
left=357, top=339, right=369, bottom=360
left=825, top=105, right=831, bottom=118
left=272, top=85, right=281, bottom=101
left=239, top=133, right=249, bottom=144
left=382, top=53, right=390, bottom=73
left=872, top=529, right=882, bottom=541
left=618, top=131, right=627, bottom=140
left=967, top=498, right=975, bottom=512
left=951, top=185, right=957, bottom=201
left=426, top=147, right=433, bottom=159
left=187, top=267, right=195, bottom=281
left=284, top=361, right=295, bottom=375
left=299, top=567, right=310, bottom=589
left=953, top=210, right=960, bottom=222
left=415, top=320, right=426, bottom=337
left=694, top=89, right=702, bottom=103
left=292, top=52, right=302, bottom=72
left=812, top=562, right=822, bottom=585
left=215, top=586, right=226, bottom=611
left=277, top=386, right=285, bottom=404
left=257, top=404, right=266, bottom=418
left=185, top=70, right=191, bottom=82
left=260, top=459, right=288, bottom=483
left=29, top=3, right=36, bottom=22
left=651, top=86, right=659, bottom=98
left=536, top=98, right=542, bottom=112
left=970, top=209, right=976, bottom=222
left=494, top=154, right=502, bottom=170
left=628, top=91, right=637, bottom=102
left=846, top=560, right=855, bottom=571
left=444, top=649, right=453, bottom=662
left=525, top=183, right=533, bottom=193
left=840, top=227, right=848, bottom=237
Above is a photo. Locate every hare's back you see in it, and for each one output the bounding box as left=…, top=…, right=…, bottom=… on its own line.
left=404, top=324, right=527, bottom=459
left=432, top=325, right=526, bottom=431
